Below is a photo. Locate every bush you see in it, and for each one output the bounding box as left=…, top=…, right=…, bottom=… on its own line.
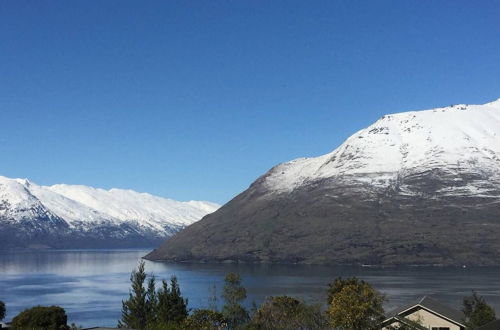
left=11, top=305, right=69, bottom=330
left=462, top=291, right=496, bottom=329
left=250, top=296, right=328, bottom=330
left=184, top=309, right=228, bottom=330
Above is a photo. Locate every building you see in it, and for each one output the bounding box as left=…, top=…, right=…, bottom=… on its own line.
left=382, top=296, right=466, bottom=330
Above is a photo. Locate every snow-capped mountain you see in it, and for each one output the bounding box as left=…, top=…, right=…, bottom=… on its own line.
left=262, top=99, right=500, bottom=196
left=0, top=176, right=219, bottom=249
left=147, top=99, right=500, bottom=266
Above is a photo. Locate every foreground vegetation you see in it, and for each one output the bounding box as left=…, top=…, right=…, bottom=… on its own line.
left=115, top=262, right=496, bottom=330
left=0, top=262, right=497, bottom=329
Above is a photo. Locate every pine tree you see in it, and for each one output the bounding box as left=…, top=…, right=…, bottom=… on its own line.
left=118, top=262, right=189, bottom=329
left=157, top=276, right=188, bottom=325
left=0, top=300, right=6, bottom=321
left=221, top=273, right=249, bottom=328
left=118, top=261, right=148, bottom=329
left=168, top=276, right=188, bottom=323
left=146, top=275, right=158, bottom=326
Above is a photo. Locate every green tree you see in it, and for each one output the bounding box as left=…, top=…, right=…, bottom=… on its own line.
left=0, top=300, right=5, bottom=321
left=250, top=296, right=328, bottom=330
left=119, top=262, right=188, bottom=329
left=157, top=276, right=189, bottom=325
left=146, top=275, right=158, bottom=326
left=11, top=305, right=70, bottom=330
left=221, top=273, right=249, bottom=328
left=462, top=291, right=496, bottom=329
left=327, top=276, right=364, bottom=305
left=327, top=277, right=385, bottom=330
left=118, top=261, right=149, bottom=329
left=184, top=309, right=228, bottom=330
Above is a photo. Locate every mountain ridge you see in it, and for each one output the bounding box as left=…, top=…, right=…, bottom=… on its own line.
left=146, top=99, right=500, bottom=266
left=0, top=176, right=219, bottom=249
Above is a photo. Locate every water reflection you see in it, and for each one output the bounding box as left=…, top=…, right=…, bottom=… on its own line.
left=0, top=249, right=499, bottom=327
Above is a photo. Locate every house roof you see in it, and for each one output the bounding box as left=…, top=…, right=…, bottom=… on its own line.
left=382, top=315, right=429, bottom=330
left=386, top=296, right=465, bottom=326
left=476, top=319, right=500, bottom=330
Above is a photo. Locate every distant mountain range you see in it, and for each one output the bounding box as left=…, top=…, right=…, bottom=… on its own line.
left=146, top=99, right=500, bottom=266
left=0, top=176, right=219, bottom=249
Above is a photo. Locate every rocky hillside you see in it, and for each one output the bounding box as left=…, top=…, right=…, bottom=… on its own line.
left=146, top=99, right=500, bottom=266
left=0, top=176, right=219, bottom=249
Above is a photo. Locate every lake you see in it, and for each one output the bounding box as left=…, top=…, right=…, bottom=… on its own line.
left=0, top=249, right=499, bottom=328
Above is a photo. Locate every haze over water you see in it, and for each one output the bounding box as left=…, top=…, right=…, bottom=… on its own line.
left=0, top=249, right=499, bottom=328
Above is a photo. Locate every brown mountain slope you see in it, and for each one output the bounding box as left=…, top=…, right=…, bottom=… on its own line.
left=146, top=101, right=500, bottom=265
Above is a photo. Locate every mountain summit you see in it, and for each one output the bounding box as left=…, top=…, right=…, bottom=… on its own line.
left=0, top=176, right=219, bottom=249
left=146, top=99, right=500, bottom=266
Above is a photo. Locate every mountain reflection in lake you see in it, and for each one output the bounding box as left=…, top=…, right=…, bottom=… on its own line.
left=0, top=249, right=499, bottom=327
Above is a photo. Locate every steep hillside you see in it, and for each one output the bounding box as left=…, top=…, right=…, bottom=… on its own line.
left=146, top=99, right=500, bottom=266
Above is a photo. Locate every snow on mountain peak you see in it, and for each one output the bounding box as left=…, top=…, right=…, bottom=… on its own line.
left=0, top=176, right=220, bottom=234
left=485, top=98, right=500, bottom=108
left=0, top=176, right=37, bottom=207
left=262, top=99, right=500, bottom=193
left=46, top=184, right=220, bottom=230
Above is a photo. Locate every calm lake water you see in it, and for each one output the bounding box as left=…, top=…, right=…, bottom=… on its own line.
left=0, top=249, right=499, bottom=327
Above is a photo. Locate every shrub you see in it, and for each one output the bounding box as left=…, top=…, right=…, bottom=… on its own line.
left=184, top=309, right=228, bottom=330
left=462, top=291, right=496, bottom=329
left=11, top=305, right=69, bottom=330
left=250, top=296, right=328, bottom=330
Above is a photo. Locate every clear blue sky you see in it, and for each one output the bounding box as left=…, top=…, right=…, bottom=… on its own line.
left=1, top=1, right=499, bottom=204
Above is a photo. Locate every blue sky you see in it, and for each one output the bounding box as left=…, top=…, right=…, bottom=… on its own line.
left=1, top=0, right=499, bottom=204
